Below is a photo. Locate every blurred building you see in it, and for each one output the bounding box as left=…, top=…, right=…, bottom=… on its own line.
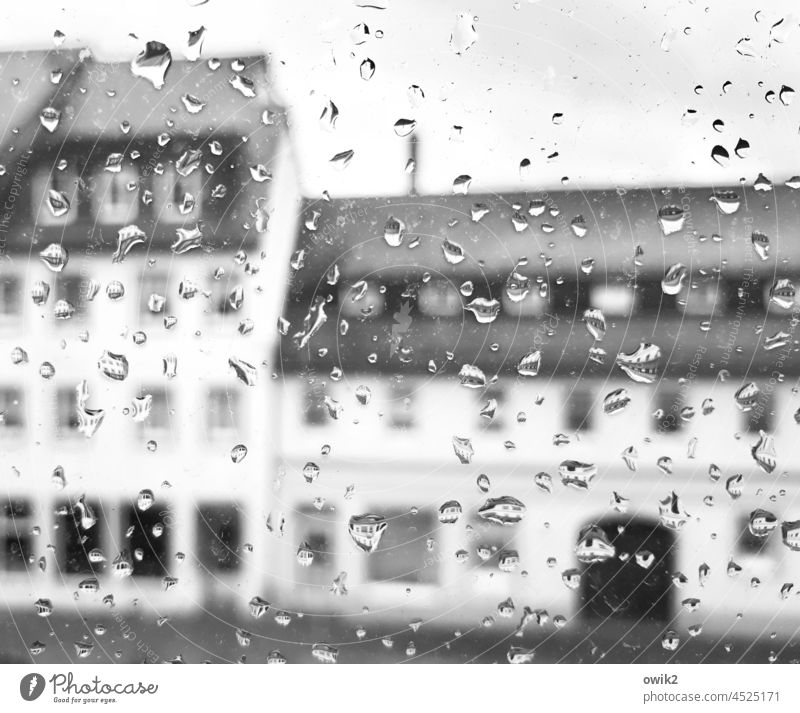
left=272, top=181, right=800, bottom=646
left=0, top=46, right=298, bottom=630
left=3, top=44, right=800, bottom=663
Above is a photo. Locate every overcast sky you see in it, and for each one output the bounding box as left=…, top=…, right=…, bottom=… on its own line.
left=2, top=0, right=800, bottom=196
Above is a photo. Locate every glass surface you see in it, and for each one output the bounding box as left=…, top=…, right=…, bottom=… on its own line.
left=0, top=0, right=799, bottom=666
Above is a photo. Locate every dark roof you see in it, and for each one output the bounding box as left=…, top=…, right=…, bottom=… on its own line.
left=0, top=48, right=286, bottom=255
left=290, top=185, right=800, bottom=281
left=1, top=48, right=276, bottom=153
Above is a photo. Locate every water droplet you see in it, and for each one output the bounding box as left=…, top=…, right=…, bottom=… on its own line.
left=296, top=542, right=315, bottom=567
left=517, top=351, right=542, bottom=377
left=583, top=308, right=606, bottom=341
left=231, top=444, right=248, bottom=463
left=330, top=149, right=354, bottom=170
left=442, top=238, right=465, bottom=264
left=734, top=382, right=760, bottom=411
left=185, top=25, right=206, bottom=61
left=751, top=430, right=776, bottom=473
left=228, top=356, right=258, bottom=386
left=616, top=343, right=661, bottom=384
left=97, top=351, right=129, bottom=381
left=709, top=190, right=740, bottom=214
left=311, top=643, right=339, bottom=663
left=452, top=435, right=474, bottom=464
left=437, top=501, right=462, bottom=524
left=603, top=388, right=631, bottom=415
left=505, top=271, right=530, bottom=302
left=575, top=525, right=615, bottom=563
left=452, top=174, right=472, bottom=194
left=534, top=471, right=553, bottom=494
left=459, top=364, right=486, bottom=388
left=657, top=205, right=685, bottom=235
left=383, top=216, right=404, bottom=247
left=464, top=297, right=499, bottom=324
left=39, top=243, right=69, bottom=272
left=359, top=58, right=375, bottom=80
left=131, top=41, right=172, bottom=89
left=659, top=492, right=689, bottom=529
left=754, top=173, right=773, bottom=191
left=478, top=496, right=526, bottom=525
left=661, top=631, right=680, bottom=651
left=450, top=12, right=478, bottom=54
left=39, top=107, right=61, bottom=133
left=171, top=225, right=203, bottom=254
left=34, top=598, right=53, bottom=617
left=751, top=231, right=770, bottom=260
left=559, top=460, right=597, bottom=490
left=76, top=380, right=105, bottom=438
left=769, top=278, right=796, bottom=309
left=711, top=144, right=730, bottom=165
left=348, top=514, right=387, bottom=553
left=393, top=118, right=416, bottom=137
left=661, top=263, right=688, bottom=295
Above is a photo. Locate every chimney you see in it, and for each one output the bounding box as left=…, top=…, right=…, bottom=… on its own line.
left=406, top=136, right=418, bottom=196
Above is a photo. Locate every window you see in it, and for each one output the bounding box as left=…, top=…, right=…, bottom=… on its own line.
left=1, top=497, right=32, bottom=571
left=56, top=387, right=80, bottom=439
left=137, top=387, right=171, bottom=440
left=501, top=289, right=547, bottom=317
left=736, top=514, right=771, bottom=556
left=579, top=518, right=675, bottom=622
left=0, top=387, right=24, bottom=431
left=139, top=271, right=169, bottom=319
left=304, top=383, right=326, bottom=426
left=293, top=507, right=336, bottom=586
left=339, top=281, right=385, bottom=319
left=57, top=499, right=103, bottom=574
left=418, top=280, right=461, bottom=317
left=125, top=505, right=170, bottom=577
left=744, top=392, right=774, bottom=433
left=33, top=167, right=79, bottom=225
left=565, top=387, right=593, bottom=432
left=655, top=390, right=682, bottom=433
left=55, top=275, right=86, bottom=320
left=549, top=279, right=588, bottom=315
left=590, top=283, right=635, bottom=317
left=94, top=166, right=139, bottom=224
left=478, top=386, right=504, bottom=431
left=367, top=509, right=437, bottom=584
left=727, top=277, right=764, bottom=315
left=389, top=380, right=415, bottom=430
left=152, top=164, right=203, bottom=224
left=207, top=388, right=239, bottom=434
left=0, top=275, right=20, bottom=318
left=677, top=281, right=721, bottom=317
left=635, top=280, right=671, bottom=314
left=469, top=520, right=511, bottom=570
left=196, top=504, right=241, bottom=572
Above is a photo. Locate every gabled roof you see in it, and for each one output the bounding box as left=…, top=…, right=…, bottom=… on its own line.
left=0, top=47, right=279, bottom=164
left=290, top=184, right=800, bottom=281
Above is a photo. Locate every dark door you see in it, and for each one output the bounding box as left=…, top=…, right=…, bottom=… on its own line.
left=579, top=517, right=675, bottom=622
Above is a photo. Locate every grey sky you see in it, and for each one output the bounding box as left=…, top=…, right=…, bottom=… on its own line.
left=2, top=0, right=799, bottom=195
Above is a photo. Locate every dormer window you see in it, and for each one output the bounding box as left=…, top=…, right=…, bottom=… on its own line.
left=153, top=164, right=203, bottom=223
left=418, top=280, right=461, bottom=317
left=34, top=167, right=79, bottom=225
left=95, top=166, right=139, bottom=223
left=339, top=281, right=385, bottom=319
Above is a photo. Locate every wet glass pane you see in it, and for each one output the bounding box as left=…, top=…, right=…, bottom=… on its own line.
left=2, top=1, right=800, bottom=673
